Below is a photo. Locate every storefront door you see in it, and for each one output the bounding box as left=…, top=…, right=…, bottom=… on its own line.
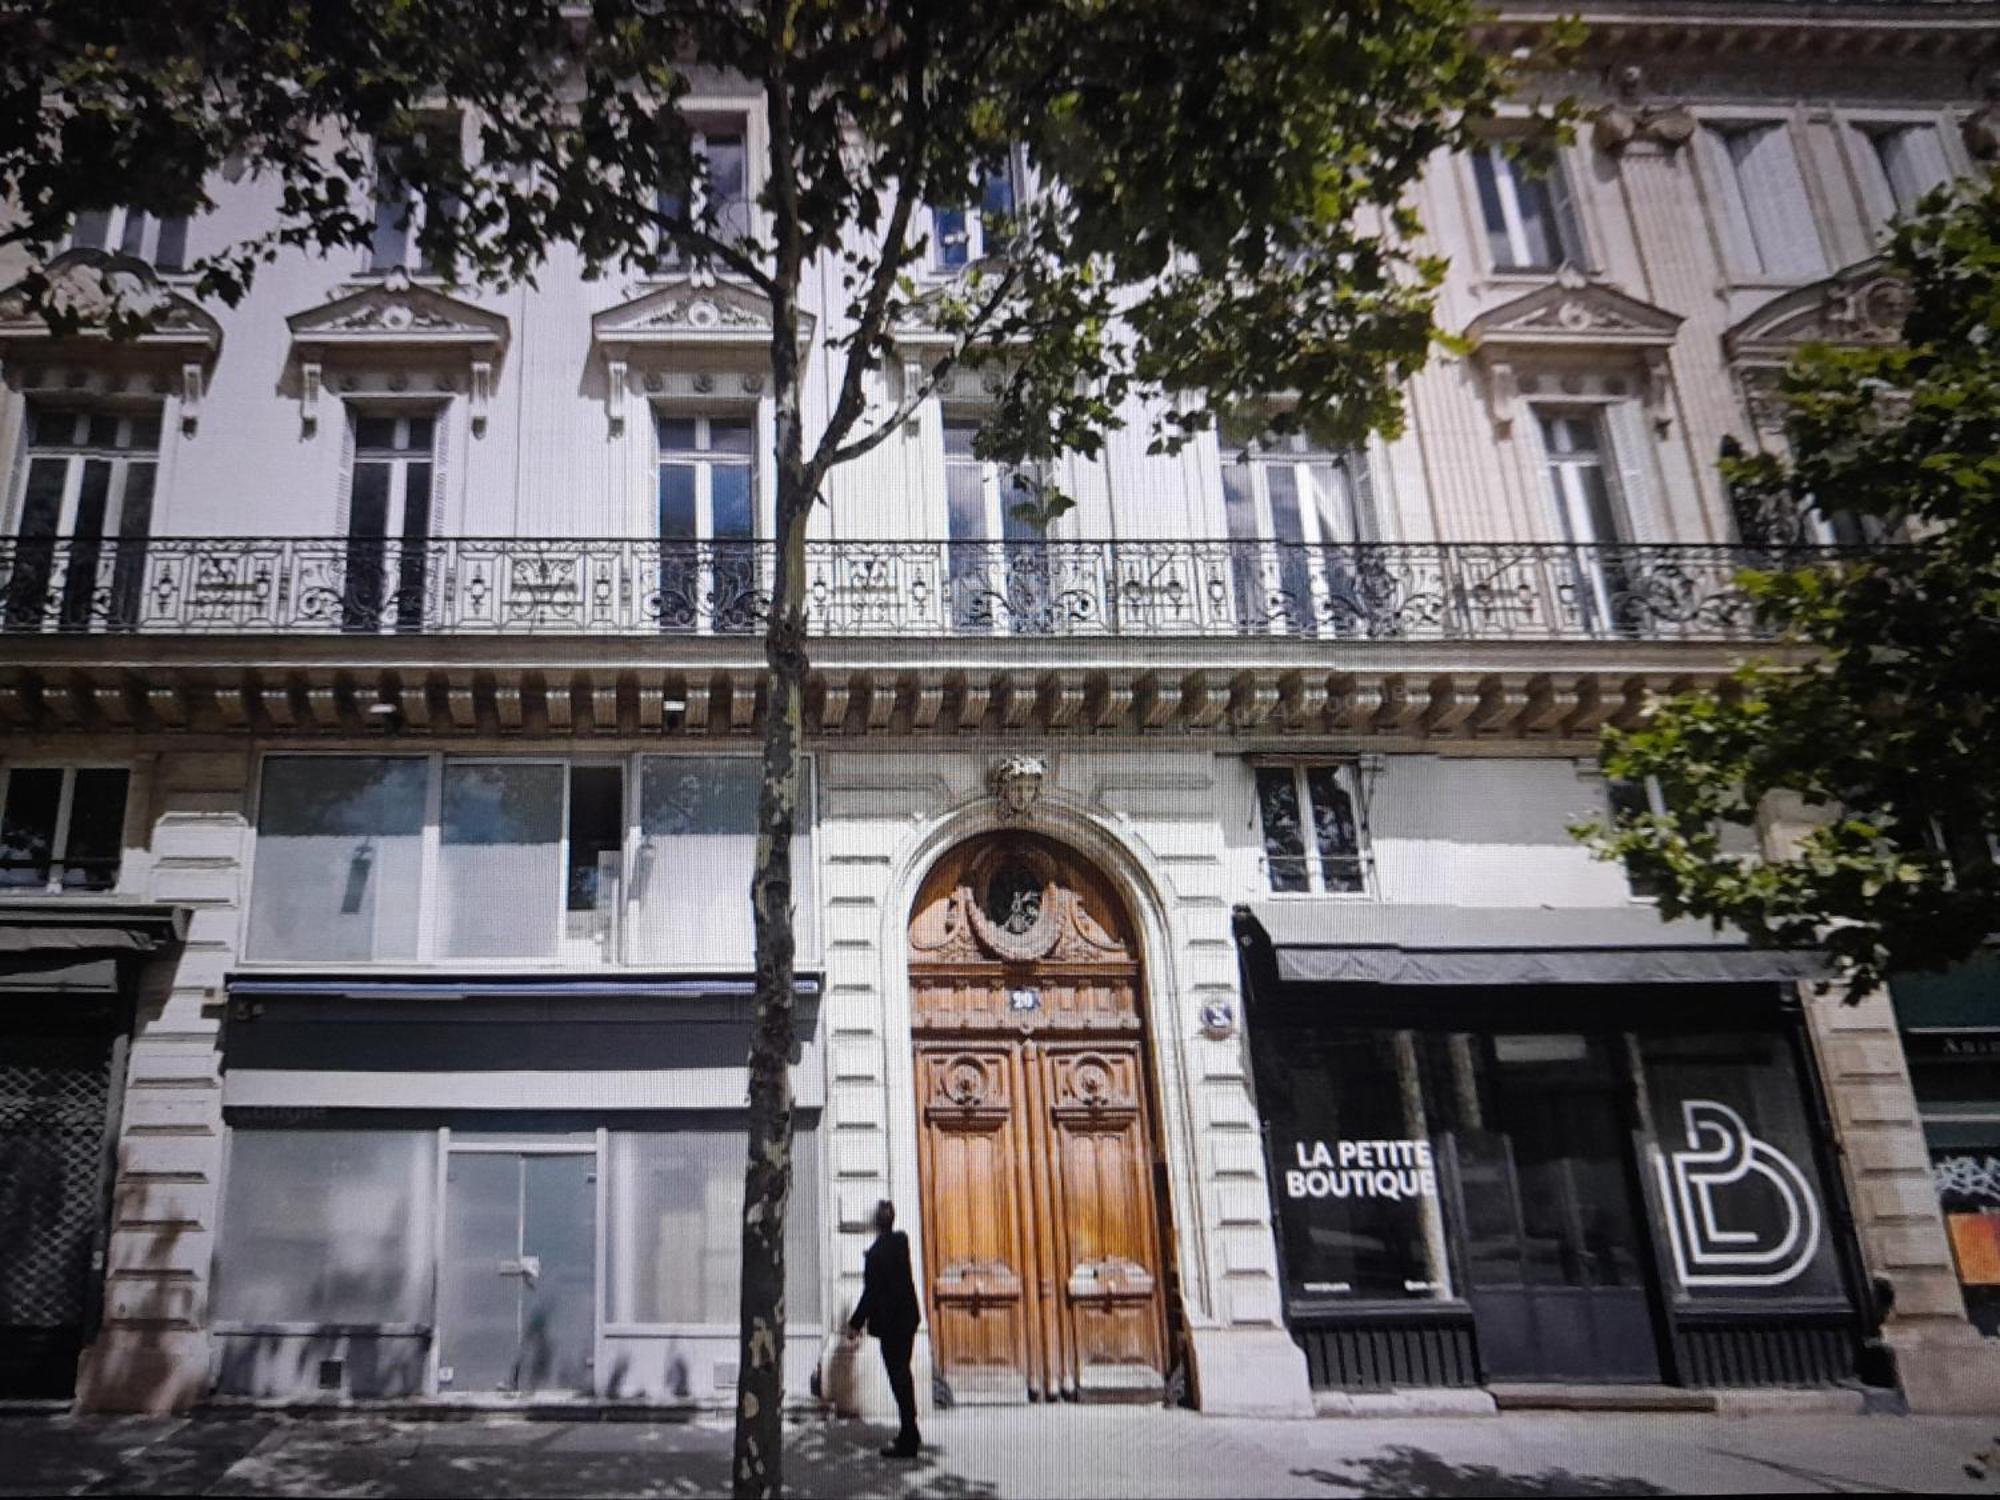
left=909, top=834, right=1172, bottom=1403
left=1448, top=1033, right=1660, bottom=1383
left=0, top=1009, right=122, bottom=1398
left=438, top=1145, right=596, bottom=1396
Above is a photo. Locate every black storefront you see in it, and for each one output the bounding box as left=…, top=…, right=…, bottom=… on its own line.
left=1237, top=904, right=1872, bottom=1393
left=0, top=903, right=186, bottom=1399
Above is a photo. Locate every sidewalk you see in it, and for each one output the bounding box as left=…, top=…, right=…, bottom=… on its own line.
left=3, top=1406, right=1996, bottom=1498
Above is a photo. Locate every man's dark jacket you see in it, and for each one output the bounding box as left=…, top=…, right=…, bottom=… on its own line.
left=850, top=1229, right=921, bottom=1338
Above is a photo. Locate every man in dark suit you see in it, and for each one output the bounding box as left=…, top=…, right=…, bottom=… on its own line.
left=846, top=1198, right=922, bottom=1458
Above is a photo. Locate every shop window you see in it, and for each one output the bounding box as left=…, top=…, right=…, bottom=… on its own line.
left=1699, top=122, right=1828, bottom=280
left=437, top=760, right=567, bottom=960
left=0, top=765, right=129, bottom=893
left=1259, top=1029, right=1451, bottom=1304
left=1254, top=762, right=1368, bottom=895
left=1469, top=143, right=1582, bottom=272
left=69, top=205, right=189, bottom=271
left=213, top=1127, right=437, bottom=1325
left=245, top=756, right=428, bottom=962
left=629, top=754, right=812, bottom=967
left=1933, top=1145, right=2000, bottom=1337
left=1637, top=1031, right=1846, bottom=1301
left=606, top=1115, right=821, bottom=1325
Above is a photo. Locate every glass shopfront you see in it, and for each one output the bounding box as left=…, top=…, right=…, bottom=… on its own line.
left=1248, top=985, right=1862, bottom=1389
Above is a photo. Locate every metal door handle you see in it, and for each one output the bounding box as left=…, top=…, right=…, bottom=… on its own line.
left=499, top=1255, right=542, bottom=1283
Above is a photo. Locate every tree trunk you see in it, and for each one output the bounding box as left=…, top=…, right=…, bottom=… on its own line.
left=733, top=282, right=811, bottom=1499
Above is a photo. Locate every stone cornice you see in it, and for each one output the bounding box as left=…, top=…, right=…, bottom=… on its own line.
left=1478, top=3, right=2000, bottom=64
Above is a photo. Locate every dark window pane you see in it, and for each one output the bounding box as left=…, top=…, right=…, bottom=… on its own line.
left=119, top=211, right=149, bottom=259
left=711, top=465, right=754, bottom=539
left=70, top=460, right=112, bottom=543
left=567, top=765, right=624, bottom=912
left=401, top=465, right=434, bottom=539
left=348, top=462, right=392, bottom=539
left=17, top=458, right=68, bottom=538
left=71, top=210, right=113, bottom=252
left=934, top=206, right=969, bottom=267
left=353, top=415, right=399, bottom=451
left=401, top=416, right=435, bottom=453
left=61, top=768, right=129, bottom=890
left=154, top=215, right=189, bottom=272
left=1305, top=765, right=1364, bottom=892
left=86, top=413, right=121, bottom=449
left=656, top=416, right=699, bottom=452
left=0, top=768, right=62, bottom=886
left=1256, top=767, right=1310, bottom=892
left=658, top=465, right=697, bottom=538
left=126, top=409, right=162, bottom=452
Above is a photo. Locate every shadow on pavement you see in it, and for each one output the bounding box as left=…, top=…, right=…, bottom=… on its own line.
left=188, top=1415, right=1002, bottom=1499
left=1293, top=1444, right=1671, bottom=1498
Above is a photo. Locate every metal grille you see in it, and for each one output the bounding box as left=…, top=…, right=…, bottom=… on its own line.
left=1294, top=1321, right=1480, bottom=1390
left=0, top=1033, right=114, bottom=1328
left=1673, top=1321, right=1859, bottom=1388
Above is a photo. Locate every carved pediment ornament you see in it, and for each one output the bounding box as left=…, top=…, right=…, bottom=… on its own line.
left=1723, top=258, right=1909, bottom=370
left=909, top=841, right=1131, bottom=966
left=0, top=249, right=222, bottom=356
left=1465, top=270, right=1683, bottom=435
left=1591, top=66, right=1696, bottom=157
left=285, top=269, right=510, bottom=438
left=591, top=277, right=812, bottom=433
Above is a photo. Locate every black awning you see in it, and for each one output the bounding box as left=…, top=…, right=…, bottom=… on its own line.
left=0, top=903, right=188, bottom=995
left=1240, top=901, right=1828, bottom=987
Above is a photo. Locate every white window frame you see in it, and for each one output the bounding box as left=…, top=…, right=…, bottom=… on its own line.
left=1251, top=759, right=1373, bottom=899
left=654, top=117, right=756, bottom=268
left=346, top=408, right=441, bottom=542
left=9, top=404, right=162, bottom=541
left=654, top=410, right=760, bottom=542
left=1535, top=404, right=1636, bottom=633
left=1696, top=117, right=1830, bottom=283
left=1468, top=142, right=1584, bottom=274
left=0, top=763, right=132, bottom=896
left=366, top=118, right=461, bottom=275
left=65, top=206, right=189, bottom=270
left=237, top=750, right=810, bottom=972
left=929, top=146, right=1030, bottom=272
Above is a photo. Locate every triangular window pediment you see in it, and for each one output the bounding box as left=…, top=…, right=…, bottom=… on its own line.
left=1465, top=274, right=1683, bottom=354
left=0, top=248, right=222, bottom=358
left=593, top=277, right=809, bottom=353
left=285, top=269, right=510, bottom=358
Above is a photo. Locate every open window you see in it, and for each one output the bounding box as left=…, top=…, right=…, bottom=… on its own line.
left=368, top=118, right=461, bottom=275
left=6, top=402, right=161, bottom=631
left=1218, top=420, right=1382, bottom=636
left=655, top=410, right=759, bottom=633
left=655, top=119, right=754, bottom=268
left=1469, top=142, right=1583, bottom=274
left=932, top=148, right=1029, bottom=271
left=68, top=207, right=189, bottom=272
left=1253, top=761, right=1370, bottom=896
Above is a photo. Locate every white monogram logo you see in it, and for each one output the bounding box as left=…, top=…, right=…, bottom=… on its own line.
left=1654, top=1099, right=1823, bottom=1288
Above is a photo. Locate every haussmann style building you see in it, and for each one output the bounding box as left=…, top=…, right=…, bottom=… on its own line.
left=2, top=0, right=1998, bottom=1423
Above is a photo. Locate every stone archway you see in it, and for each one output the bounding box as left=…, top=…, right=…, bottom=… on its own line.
left=908, top=831, right=1172, bottom=1404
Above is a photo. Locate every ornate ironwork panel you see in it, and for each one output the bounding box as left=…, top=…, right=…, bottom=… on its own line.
left=0, top=535, right=1839, bottom=643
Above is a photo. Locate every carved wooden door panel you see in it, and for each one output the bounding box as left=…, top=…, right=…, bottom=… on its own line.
left=914, top=1046, right=1035, bottom=1401
left=1041, top=1045, right=1169, bottom=1396
left=910, top=834, right=1171, bottom=1404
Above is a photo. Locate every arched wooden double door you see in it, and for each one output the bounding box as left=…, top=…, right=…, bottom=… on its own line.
left=909, top=833, right=1171, bottom=1403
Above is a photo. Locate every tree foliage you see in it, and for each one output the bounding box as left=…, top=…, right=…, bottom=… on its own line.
left=4, top=3, right=1566, bottom=1492
left=1579, top=178, right=2000, bottom=996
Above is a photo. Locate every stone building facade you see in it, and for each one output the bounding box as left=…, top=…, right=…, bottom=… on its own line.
left=1, top=0, right=1996, bottom=1418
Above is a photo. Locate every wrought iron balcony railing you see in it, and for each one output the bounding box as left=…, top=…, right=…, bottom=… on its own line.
left=0, top=535, right=1826, bottom=643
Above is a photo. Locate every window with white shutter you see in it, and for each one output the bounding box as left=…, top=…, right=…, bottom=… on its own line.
left=1700, top=123, right=1827, bottom=280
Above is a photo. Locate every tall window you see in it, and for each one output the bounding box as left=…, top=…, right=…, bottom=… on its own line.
left=8, top=403, right=160, bottom=630
left=1701, top=123, right=1827, bottom=280
left=933, top=151, right=1026, bottom=270
left=0, top=766, right=129, bottom=893
left=943, top=416, right=1043, bottom=630
left=656, top=412, right=757, bottom=632
left=68, top=206, right=188, bottom=271
left=1540, top=410, right=1636, bottom=635
left=1857, top=122, right=1953, bottom=224
left=1470, top=145, right=1582, bottom=272
left=1254, top=762, right=1367, bottom=895
left=656, top=123, right=752, bottom=264
left=344, top=411, right=436, bottom=632
left=1220, top=427, right=1380, bottom=634
left=368, top=120, right=459, bottom=273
